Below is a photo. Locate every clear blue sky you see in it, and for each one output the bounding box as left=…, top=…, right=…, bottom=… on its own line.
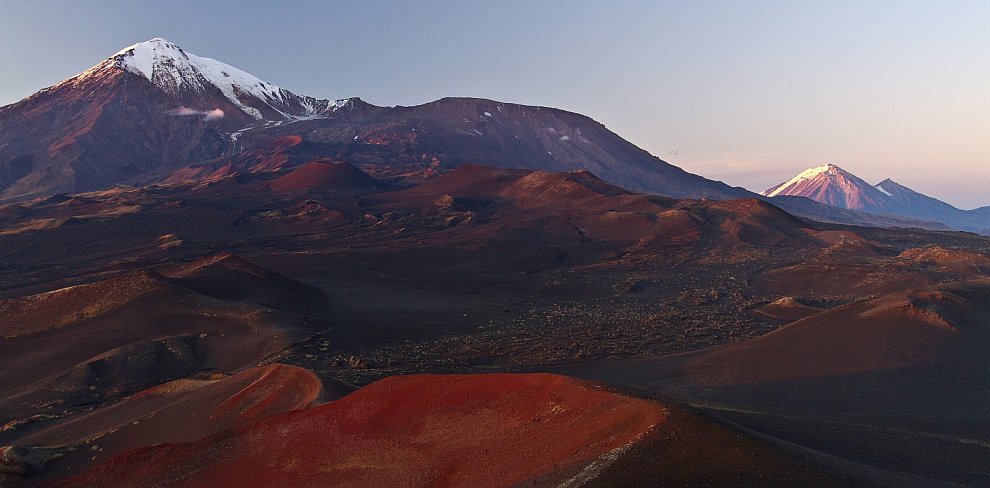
left=1, top=1, right=988, bottom=207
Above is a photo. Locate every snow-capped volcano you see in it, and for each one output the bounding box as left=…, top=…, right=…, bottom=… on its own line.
left=762, top=164, right=892, bottom=212
left=83, top=38, right=352, bottom=120
left=763, top=164, right=990, bottom=232
left=0, top=38, right=370, bottom=200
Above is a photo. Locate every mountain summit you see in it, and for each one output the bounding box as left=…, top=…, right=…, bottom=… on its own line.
left=761, top=164, right=893, bottom=213
left=96, top=38, right=352, bottom=120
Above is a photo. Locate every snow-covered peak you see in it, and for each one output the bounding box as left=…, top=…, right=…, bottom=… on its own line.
left=761, top=163, right=901, bottom=213
left=790, top=163, right=849, bottom=180
left=762, top=164, right=850, bottom=197
left=110, top=38, right=285, bottom=119
left=93, top=38, right=351, bottom=121
left=112, top=38, right=185, bottom=80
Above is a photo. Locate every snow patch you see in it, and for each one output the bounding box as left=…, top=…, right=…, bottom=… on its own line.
left=875, top=184, right=892, bottom=196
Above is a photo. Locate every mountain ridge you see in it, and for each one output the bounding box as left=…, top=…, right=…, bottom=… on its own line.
left=0, top=38, right=754, bottom=202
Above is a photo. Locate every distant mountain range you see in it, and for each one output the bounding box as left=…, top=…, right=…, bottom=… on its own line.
left=763, top=164, right=990, bottom=233
left=0, top=38, right=981, bottom=234
left=0, top=38, right=754, bottom=202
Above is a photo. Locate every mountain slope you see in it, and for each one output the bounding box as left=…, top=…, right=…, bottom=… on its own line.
left=171, top=95, right=757, bottom=200
left=875, top=178, right=990, bottom=231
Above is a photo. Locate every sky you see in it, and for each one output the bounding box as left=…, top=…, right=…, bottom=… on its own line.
left=1, top=0, right=988, bottom=207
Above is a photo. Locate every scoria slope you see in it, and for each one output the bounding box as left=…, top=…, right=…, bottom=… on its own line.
left=51, top=374, right=865, bottom=488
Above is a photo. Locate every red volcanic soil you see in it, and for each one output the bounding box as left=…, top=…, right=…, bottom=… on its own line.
left=54, top=374, right=663, bottom=487
left=369, top=164, right=529, bottom=206
left=0, top=271, right=171, bottom=339
left=691, top=198, right=814, bottom=248
left=4, top=365, right=334, bottom=481
left=755, top=240, right=988, bottom=301
left=368, top=164, right=645, bottom=212
left=268, top=160, right=380, bottom=193
left=51, top=373, right=858, bottom=488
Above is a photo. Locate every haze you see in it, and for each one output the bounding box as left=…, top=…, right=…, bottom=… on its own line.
left=1, top=0, right=986, bottom=208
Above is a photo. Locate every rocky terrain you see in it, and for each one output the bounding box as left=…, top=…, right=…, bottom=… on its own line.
left=0, top=158, right=987, bottom=485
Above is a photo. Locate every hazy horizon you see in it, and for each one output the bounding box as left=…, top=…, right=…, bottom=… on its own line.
left=1, top=0, right=987, bottom=208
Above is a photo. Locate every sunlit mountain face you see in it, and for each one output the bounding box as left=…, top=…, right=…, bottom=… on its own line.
left=764, top=163, right=990, bottom=233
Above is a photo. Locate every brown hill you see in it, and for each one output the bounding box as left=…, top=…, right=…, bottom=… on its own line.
left=268, top=160, right=380, bottom=193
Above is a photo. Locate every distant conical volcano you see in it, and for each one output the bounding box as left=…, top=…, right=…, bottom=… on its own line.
left=763, top=164, right=990, bottom=233
left=761, top=163, right=893, bottom=212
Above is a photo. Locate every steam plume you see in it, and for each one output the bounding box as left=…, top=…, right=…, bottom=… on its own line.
left=168, top=107, right=225, bottom=121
